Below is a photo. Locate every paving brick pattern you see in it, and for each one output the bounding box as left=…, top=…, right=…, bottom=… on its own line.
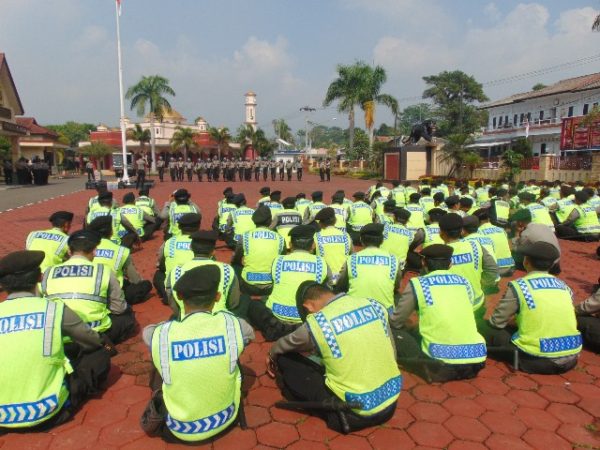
left=0, top=174, right=599, bottom=449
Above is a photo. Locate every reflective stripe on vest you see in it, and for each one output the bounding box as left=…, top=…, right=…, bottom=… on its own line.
left=345, top=376, right=402, bottom=412
left=159, top=321, right=173, bottom=385
left=42, top=301, right=57, bottom=357
left=166, top=403, right=235, bottom=435
left=0, top=395, right=59, bottom=425
left=428, top=343, right=486, bottom=360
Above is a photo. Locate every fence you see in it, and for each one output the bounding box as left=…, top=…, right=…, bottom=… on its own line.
left=520, top=157, right=539, bottom=170
left=547, top=155, right=592, bottom=171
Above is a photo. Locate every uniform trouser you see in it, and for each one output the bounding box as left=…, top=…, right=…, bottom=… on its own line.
left=556, top=224, right=600, bottom=242
left=158, top=167, right=164, bottom=181
left=153, top=270, right=168, bottom=304
left=275, top=352, right=397, bottom=433
left=287, top=169, right=292, bottom=180
left=104, top=309, right=137, bottom=345
left=206, top=169, right=212, bottom=181
left=478, top=322, right=578, bottom=374
left=224, top=233, right=237, bottom=250
left=393, top=329, right=484, bottom=383
left=120, top=232, right=137, bottom=249
left=169, top=169, right=176, bottom=181
left=213, top=170, right=220, bottom=182
left=577, top=315, right=600, bottom=353
left=0, top=347, right=111, bottom=433
left=136, top=170, right=146, bottom=189
left=319, top=169, right=324, bottom=181
left=271, top=169, right=276, bottom=181
left=255, top=169, right=260, bottom=181
left=263, top=168, right=268, bottom=181
left=247, top=300, right=300, bottom=341
left=238, top=168, right=244, bottom=181
left=279, top=169, right=284, bottom=181
left=124, top=279, right=152, bottom=304
left=325, top=169, right=331, bottom=181
left=297, top=168, right=302, bottom=181
left=186, top=169, right=193, bottom=181
left=87, top=169, right=95, bottom=181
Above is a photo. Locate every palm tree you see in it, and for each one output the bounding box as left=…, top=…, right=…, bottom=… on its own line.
left=208, top=127, right=231, bottom=159
left=356, top=63, right=399, bottom=148
left=593, top=11, right=600, bottom=30
left=324, top=63, right=366, bottom=155
left=126, top=75, right=176, bottom=172
left=235, top=124, right=273, bottom=157
left=171, top=126, right=196, bottom=161
left=128, top=124, right=151, bottom=155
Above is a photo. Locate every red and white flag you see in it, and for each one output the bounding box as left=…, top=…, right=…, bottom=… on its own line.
left=116, top=0, right=122, bottom=16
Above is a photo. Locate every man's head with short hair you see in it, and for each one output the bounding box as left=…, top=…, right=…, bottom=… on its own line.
left=296, top=281, right=333, bottom=321
left=49, top=211, right=74, bottom=232
left=123, top=192, right=135, bottom=205
left=252, top=206, right=272, bottom=227
left=438, top=213, right=463, bottom=242
left=360, top=223, right=384, bottom=247
left=87, top=216, right=113, bottom=239
left=459, top=197, right=473, bottom=211
left=315, top=207, right=336, bottom=228
left=68, top=230, right=101, bottom=257
left=189, top=230, right=218, bottom=256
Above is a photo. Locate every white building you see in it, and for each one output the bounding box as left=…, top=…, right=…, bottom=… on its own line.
left=473, top=72, right=600, bottom=157
left=244, top=91, right=257, bottom=131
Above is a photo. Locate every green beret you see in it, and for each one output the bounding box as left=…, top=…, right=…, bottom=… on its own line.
left=438, top=213, right=464, bottom=231
left=509, top=208, right=532, bottom=223
left=519, top=242, right=559, bottom=261
left=0, top=251, right=45, bottom=278
left=360, top=223, right=384, bottom=237
left=290, top=225, right=316, bottom=240
left=420, top=244, right=453, bottom=260
left=174, top=265, right=220, bottom=299
left=68, top=230, right=101, bottom=247
left=315, top=207, right=335, bottom=222
left=252, top=206, right=272, bottom=225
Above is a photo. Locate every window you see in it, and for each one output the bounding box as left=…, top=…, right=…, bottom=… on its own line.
left=520, top=113, right=525, bottom=124
left=498, top=116, right=503, bottom=126
left=539, top=110, right=544, bottom=120
left=514, top=114, right=518, bottom=126
left=505, top=115, right=509, bottom=126
left=492, top=117, right=497, bottom=128
left=583, top=104, right=589, bottom=115
left=156, top=128, right=160, bottom=134
left=540, top=143, right=547, bottom=154
left=594, top=102, right=598, bottom=108
left=568, top=106, right=574, bottom=117
left=527, top=112, right=532, bottom=122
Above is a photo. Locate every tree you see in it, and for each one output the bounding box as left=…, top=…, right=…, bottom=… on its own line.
left=324, top=63, right=365, bottom=155
left=171, top=126, right=196, bottom=161
left=345, top=128, right=370, bottom=161
left=367, top=141, right=389, bottom=173
left=397, top=103, right=436, bottom=135
left=422, top=70, right=489, bottom=136
left=511, top=137, right=533, bottom=158
left=272, top=119, right=295, bottom=145
left=128, top=124, right=151, bottom=154
left=532, top=83, right=547, bottom=91
left=354, top=62, right=398, bottom=148
left=208, top=127, right=231, bottom=159
left=501, top=149, right=524, bottom=181
left=0, top=136, right=11, bottom=160
left=437, top=133, right=476, bottom=177
left=462, top=152, right=482, bottom=179
left=79, top=142, right=113, bottom=169
left=235, top=125, right=274, bottom=157
left=126, top=75, right=176, bottom=172
left=46, top=121, right=95, bottom=147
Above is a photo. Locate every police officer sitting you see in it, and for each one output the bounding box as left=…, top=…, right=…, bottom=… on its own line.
left=86, top=191, right=139, bottom=249
left=381, top=207, right=420, bottom=271
left=481, top=242, right=581, bottom=374
left=303, top=191, right=327, bottom=226
left=26, top=211, right=73, bottom=273
left=41, top=230, right=137, bottom=345
left=472, top=208, right=515, bottom=277
left=347, top=192, right=373, bottom=243
left=314, top=207, right=353, bottom=285
left=141, top=265, right=254, bottom=443
left=336, top=224, right=401, bottom=315
left=225, top=194, right=256, bottom=249
left=390, top=244, right=486, bottom=383
left=267, top=282, right=400, bottom=433
left=119, top=192, right=156, bottom=242
left=214, top=188, right=236, bottom=236
left=167, top=231, right=241, bottom=319
left=247, top=225, right=330, bottom=341
left=575, top=288, right=600, bottom=353
left=264, top=190, right=284, bottom=216
left=159, top=189, right=201, bottom=241
left=0, top=251, right=111, bottom=431
left=136, top=188, right=162, bottom=233
left=154, top=213, right=200, bottom=304
left=271, top=196, right=303, bottom=249
left=510, top=209, right=561, bottom=274
left=257, top=186, right=271, bottom=207
left=232, top=207, right=285, bottom=298
left=88, top=216, right=152, bottom=305
left=555, top=191, right=600, bottom=241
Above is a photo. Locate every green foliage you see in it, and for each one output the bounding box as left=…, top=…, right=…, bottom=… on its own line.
left=511, top=137, right=533, bottom=157
left=397, top=103, right=436, bottom=135
left=581, top=104, right=600, bottom=127
left=235, top=124, right=274, bottom=157
left=128, top=124, right=151, bottom=148
left=0, top=136, right=11, bottom=160
left=79, top=141, right=113, bottom=160
left=367, top=140, right=389, bottom=172
left=501, top=149, right=524, bottom=181
left=345, top=128, right=369, bottom=161
left=438, top=133, right=476, bottom=177
left=171, top=127, right=197, bottom=158
left=272, top=119, right=294, bottom=144
left=309, top=125, right=347, bottom=148
left=46, top=121, right=96, bottom=147
left=532, top=83, right=547, bottom=91
left=126, top=75, right=176, bottom=120
left=422, top=70, right=489, bottom=136
left=208, top=127, right=231, bottom=158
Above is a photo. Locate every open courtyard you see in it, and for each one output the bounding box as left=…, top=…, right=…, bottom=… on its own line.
left=0, top=173, right=598, bottom=450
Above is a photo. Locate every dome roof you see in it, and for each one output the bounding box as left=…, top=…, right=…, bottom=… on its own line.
left=144, top=108, right=185, bottom=122
left=245, top=91, right=256, bottom=96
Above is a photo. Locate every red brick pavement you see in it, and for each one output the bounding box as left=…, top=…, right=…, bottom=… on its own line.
left=0, top=173, right=599, bottom=449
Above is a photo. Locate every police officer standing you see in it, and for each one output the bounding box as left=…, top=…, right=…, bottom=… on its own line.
left=0, top=251, right=111, bottom=431
left=285, top=159, right=293, bottom=181
left=267, top=282, right=400, bottom=433
left=26, top=211, right=73, bottom=273
left=140, top=265, right=254, bottom=444
left=295, top=158, right=303, bottom=181
left=41, top=230, right=137, bottom=345
left=481, top=242, right=581, bottom=374
left=390, top=244, right=487, bottom=382
left=135, top=156, right=147, bottom=190
left=168, top=157, right=177, bottom=182
left=156, top=156, right=165, bottom=182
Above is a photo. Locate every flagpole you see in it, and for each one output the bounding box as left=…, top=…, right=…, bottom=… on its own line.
left=115, top=0, right=129, bottom=182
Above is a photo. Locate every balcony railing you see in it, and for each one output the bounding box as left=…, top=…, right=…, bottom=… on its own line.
left=486, top=117, right=562, bottom=133
left=548, top=155, right=592, bottom=171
